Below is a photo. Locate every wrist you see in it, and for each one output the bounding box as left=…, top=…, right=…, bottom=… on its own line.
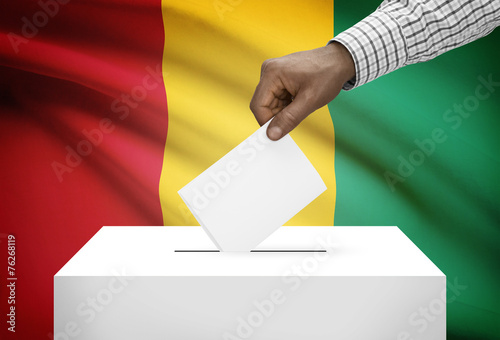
left=325, top=41, right=356, bottom=85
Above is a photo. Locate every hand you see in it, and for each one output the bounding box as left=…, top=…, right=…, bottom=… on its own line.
left=250, top=42, right=355, bottom=140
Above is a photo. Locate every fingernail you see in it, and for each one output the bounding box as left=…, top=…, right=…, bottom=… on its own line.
left=268, top=126, right=283, bottom=140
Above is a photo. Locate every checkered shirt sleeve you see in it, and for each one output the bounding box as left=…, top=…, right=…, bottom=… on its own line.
left=332, top=0, right=500, bottom=90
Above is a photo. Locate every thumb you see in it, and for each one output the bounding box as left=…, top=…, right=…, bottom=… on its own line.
left=266, top=95, right=313, bottom=140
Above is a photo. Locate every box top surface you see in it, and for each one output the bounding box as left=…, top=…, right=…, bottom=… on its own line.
left=55, top=226, right=444, bottom=277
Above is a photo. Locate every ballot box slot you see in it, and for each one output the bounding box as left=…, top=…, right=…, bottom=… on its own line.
left=175, top=250, right=220, bottom=252
left=251, top=249, right=326, bottom=253
left=174, top=249, right=327, bottom=253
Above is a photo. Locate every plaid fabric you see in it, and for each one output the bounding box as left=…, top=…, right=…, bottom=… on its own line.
left=332, top=0, right=500, bottom=90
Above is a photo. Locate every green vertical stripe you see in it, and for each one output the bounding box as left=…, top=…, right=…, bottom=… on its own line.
left=332, top=1, right=500, bottom=339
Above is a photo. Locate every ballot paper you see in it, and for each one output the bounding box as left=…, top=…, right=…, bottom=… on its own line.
left=178, top=121, right=327, bottom=251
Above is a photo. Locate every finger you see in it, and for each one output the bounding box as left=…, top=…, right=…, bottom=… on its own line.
left=266, top=94, right=315, bottom=140
left=249, top=78, right=278, bottom=126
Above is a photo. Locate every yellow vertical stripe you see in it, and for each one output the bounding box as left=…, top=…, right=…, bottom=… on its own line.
left=160, top=0, right=335, bottom=226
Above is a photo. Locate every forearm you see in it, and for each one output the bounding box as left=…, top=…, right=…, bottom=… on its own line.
left=333, top=0, right=500, bottom=90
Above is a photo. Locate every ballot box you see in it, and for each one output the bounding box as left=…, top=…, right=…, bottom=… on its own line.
left=54, top=226, right=445, bottom=340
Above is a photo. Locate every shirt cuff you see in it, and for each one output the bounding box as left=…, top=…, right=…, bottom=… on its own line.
left=331, top=9, right=408, bottom=90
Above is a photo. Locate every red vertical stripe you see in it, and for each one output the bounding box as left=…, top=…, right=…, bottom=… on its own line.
left=0, top=0, right=167, bottom=337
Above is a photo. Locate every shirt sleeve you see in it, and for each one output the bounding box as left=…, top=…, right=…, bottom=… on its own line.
left=332, top=0, right=500, bottom=90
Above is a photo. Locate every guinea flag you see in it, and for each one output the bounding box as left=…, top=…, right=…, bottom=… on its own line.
left=1, top=0, right=499, bottom=339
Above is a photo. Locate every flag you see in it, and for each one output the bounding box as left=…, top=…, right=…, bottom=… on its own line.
left=0, top=1, right=334, bottom=338
left=1, top=0, right=499, bottom=339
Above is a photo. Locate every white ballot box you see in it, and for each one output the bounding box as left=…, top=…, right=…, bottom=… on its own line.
left=54, top=227, right=445, bottom=340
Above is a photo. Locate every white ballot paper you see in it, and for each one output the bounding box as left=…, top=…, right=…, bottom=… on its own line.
left=178, top=121, right=326, bottom=251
